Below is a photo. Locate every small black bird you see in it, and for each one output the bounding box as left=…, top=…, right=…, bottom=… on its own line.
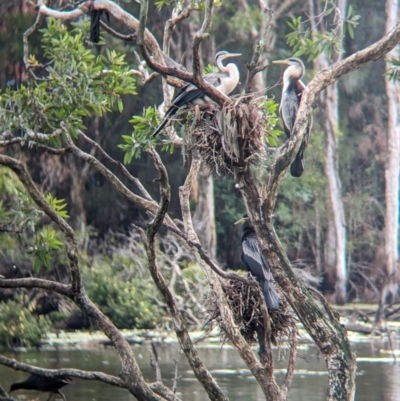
left=236, top=214, right=280, bottom=310
left=273, top=57, right=312, bottom=177
left=9, top=374, right=72, bottom=401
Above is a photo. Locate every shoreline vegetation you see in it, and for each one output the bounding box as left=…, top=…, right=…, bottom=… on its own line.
left=1, top=303, right=399, bottom=353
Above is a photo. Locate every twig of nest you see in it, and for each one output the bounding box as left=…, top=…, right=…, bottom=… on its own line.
left=205, top=273, right=295, bottom=346
left=184, top=96, right=267, bottom=176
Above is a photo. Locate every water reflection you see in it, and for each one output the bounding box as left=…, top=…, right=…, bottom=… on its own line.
left=0, top=340, right=399, bottom=401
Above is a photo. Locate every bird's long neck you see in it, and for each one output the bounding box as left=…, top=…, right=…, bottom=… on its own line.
left=218, top=63, right=240, bottom=95
left=283, top=65, right=303, bottom=93
left=241, top=220, right=255, bottom=241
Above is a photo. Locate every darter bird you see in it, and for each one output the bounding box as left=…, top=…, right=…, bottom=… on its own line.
left=152, top=50, right=241, bottom=137
left=89, top=1, right=110, bottom=43
left=273, top=57, right=312, bottom=177
left=236, top=214, right=280, bottom=310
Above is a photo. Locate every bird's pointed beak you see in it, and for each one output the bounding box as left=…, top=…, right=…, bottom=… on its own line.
left=234, top=217, right=246, bottom=225
left=227, top=53, right=242, bottom=58
left=272, top=59, right=291, bottom=66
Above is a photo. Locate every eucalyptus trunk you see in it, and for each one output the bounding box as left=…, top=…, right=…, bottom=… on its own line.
left=193, top=166, right=217, bottom=259
left=310, top=0, right=348, bottom=304
left=382, top=0, right=400, bottom=305
left=320, top=87, right=347, bottom=304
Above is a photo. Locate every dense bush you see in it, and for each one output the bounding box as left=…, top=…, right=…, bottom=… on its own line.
left=83, top=258, right=163, bottom=330
left=0, top=294, right=51, bottom=348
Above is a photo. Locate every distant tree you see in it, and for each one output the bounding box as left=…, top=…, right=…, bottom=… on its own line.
left=379, top=0, right=400, bottom=319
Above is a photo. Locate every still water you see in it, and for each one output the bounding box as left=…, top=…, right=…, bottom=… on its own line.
left=0, top=338, right=399, bottom=401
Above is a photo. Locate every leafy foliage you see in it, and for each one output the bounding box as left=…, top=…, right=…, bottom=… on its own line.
left=261, top=99, right=282, bottom=146
left=0, top=295, right=52, bottom=348
left=119, top=106, right=175, bottom=163
left=0, top=18, right=136, bottom=142
left=203, top=64, right=220, bottom=75
left=0, top=167, right=25, bottom=196
left=0, top=171, right=66, bottom=271
left=119, top=106, right=160, bottom=163
left=31, top=226, right=65, bottom=272
left=45, top=193, right=69, bottom=219
left=343, top=5, right=361, bottom=39
left=286, top=5, right=359, bottom=61
left=286, top=16, right=343, bottom=61
left=385, top=58, right=400, bottom=82
left=7, top=193, right=42, bottom=233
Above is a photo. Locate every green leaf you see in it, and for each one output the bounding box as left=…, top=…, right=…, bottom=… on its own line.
left=117, top=98, right=123, bottom=113
left=45, top=193, right=69, bottom=219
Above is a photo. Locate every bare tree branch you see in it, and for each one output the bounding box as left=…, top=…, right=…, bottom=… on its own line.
left=64, top=133, right=179, bottom=230
left=0, top=277, right=70, bottom=297
left=99, top=20, right=137, bottom=41
left=149, top=342, right=163, bottom=383
left=77, top=130, right=153, bottom=201
left=23, top=10, right=43, bottom=67
left=245, top=1, right=273, bottom=93
left=164, top=5, right=199, bottom=56
left=192, top=0, right=214, bottom=81
left=0, top=356, right=125, bottom=387
left=145, top=149, right=230, bottom=401
left=282, top=328, right=298, bottom=395
left=172, top=354, right=181, bottom=394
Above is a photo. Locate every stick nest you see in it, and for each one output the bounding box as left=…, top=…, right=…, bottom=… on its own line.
left=185, top=96, right=266, bottom=175
left=205, top=274, right=295, bottom=345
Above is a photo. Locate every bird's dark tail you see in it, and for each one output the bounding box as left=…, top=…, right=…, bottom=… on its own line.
left=290, top=140, right=307, bottom=177
left=90, top=10, right=110, bottom=43
left=90, top=10, right=102, bottom=43
left=290, top=150, right=304, bottom=177
left=262, top=280, right=280, bottom=310
left=152, top=105, right=178, bottom=137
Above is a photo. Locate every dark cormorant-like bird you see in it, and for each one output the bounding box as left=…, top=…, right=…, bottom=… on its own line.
left=236, top=214, right=280, bottom=310
left=152, top=50, right=241, bottom=137
left=9, top=374, right=72, bottom=401
left=273, top=57, right=312, bottom=177
left=89, top=2, right=110, bottom=43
